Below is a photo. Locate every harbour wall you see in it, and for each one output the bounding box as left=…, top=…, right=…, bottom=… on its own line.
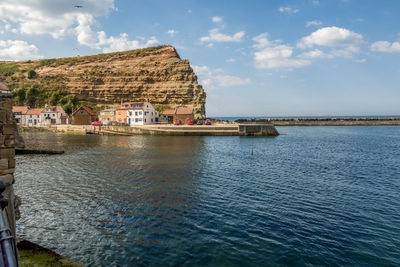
left=0, top=92, right=20, bottom=236
left=236, top=117, right=400, bottom=126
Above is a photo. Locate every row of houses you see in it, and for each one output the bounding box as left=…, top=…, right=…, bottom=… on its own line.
left=99, top=103, right=195, bottom=125
left=13, top=101, right=196, bottom=126
left=13, top=105, right=69, bottom=126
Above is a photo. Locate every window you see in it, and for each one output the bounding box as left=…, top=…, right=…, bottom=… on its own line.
left=52, top=114, right=55, bottom=117
left=28, top=119, right=32, bottom=123
left=118, top=112, right=121, bottom=115
left=129, top=111, right=132, bottom=116
left=139, top=118, right=142, bottom=121
left=151, top=118, right=153, bottom=122
left=30, top=115, right=32, bottom=118
left=136, top=104, right=140, bottom=107
left=139, top=111, right=142, bottom=115
left=130, top=104, right=134, bottom=108
left=135, top=118, right=138, bottom=122
left=135, top=111, right=138, bottom=116
left=144, top=119, right=146, bottom=122
left=151, top=112, right=153, bottom=116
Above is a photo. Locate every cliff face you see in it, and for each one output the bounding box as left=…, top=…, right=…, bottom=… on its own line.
left=3, top=46, right=206, bottom=118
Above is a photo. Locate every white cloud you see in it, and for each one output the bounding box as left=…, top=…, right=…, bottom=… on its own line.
left=226, top=58, right=236, bottom=62
left=200, top=28, right=245, bottom=43
left=74, top=14, right=158, bottom=52
left=212, top=16, right=223, bottom=23
left=311, top=0, right=320, bottom=5
left=193, top=65, right=250, bottom=89
left=354, top=58, right=367, bottom=63
left=0, top=40, right=42, bottom=60
left=167, top=29, right=177, bottom=36
left=0, top=0, right=115, bottom=38
left=306, top=20, right=323, bottom=27
left=370, top=41, right=400, bottom=53
left=297, top=49, right=333, bottom=59
left=0, top=0, right=158, bottom=53
left=279, top=6, right=299, bottom=14
left=298, top=26, right=364, bottom=58
left=252, top=33, right=310, bottom=69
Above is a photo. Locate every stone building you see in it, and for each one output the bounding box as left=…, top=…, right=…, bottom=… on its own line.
left=71, top=106, right=97, bottom=125
left=161, top=106, right=194, bottom=124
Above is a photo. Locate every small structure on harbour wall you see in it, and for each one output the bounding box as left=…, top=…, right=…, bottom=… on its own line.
left=72, top=106, right=97, bottom=125
left=238, top=123, right=279, bottom=136
left=161, top=106, right=194, bottom=124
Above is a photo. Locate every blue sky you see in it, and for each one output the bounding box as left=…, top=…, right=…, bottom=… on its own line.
left=1, top=0, right=400, bottom=116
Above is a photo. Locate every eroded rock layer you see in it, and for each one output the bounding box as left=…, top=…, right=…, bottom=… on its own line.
left=9, top=46, right=206, bottom=118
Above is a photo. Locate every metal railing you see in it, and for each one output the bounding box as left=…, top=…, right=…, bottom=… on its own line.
left=0, top=181, right=18, bottom=267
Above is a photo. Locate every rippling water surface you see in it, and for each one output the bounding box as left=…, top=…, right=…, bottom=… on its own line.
left=15, top=127, right=400, bottom=266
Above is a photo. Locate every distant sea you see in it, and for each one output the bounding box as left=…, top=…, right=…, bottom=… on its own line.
left=15, top=127, right=400, bottom=266
left=212, top=115, right=400, bottom=121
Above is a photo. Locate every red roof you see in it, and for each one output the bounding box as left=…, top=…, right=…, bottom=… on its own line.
left=43, top=106, right=67, bottom=116
left=12, top=106, right=29, bottom=114
left=72, top=106, right=96, bottom=116
left=120, top=102, right=146, bottom=109
left=0, top=81, right=9, bottom=91
left=26, top=108, right=43, bottom=115
left=161, top=109, right=175, bottom=115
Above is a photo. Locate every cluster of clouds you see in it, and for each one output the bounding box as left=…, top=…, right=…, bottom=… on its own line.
left=200, top=16, right=245, bottom=47
left=251, top=26, right=367, bottom=70
left=252, top=26, right=400, bottom=70
left=0, top=0, right=159, bottom=60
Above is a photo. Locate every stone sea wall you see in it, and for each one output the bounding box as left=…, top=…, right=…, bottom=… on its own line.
left=0, top=93, right=20, bottom=236
left=236, top=117, right=400, bottom=126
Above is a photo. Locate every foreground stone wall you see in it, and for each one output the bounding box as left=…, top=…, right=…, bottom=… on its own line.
left=0, top=93, right=19, bottom=236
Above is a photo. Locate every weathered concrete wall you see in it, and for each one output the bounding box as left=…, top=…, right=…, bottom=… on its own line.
left=236, top=117, right=400, bottom=126
left=0, top=93, right=19, bottom=236
left=238, top=124, right=279, bottom=136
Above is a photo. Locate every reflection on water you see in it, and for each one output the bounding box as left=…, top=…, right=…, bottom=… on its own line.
left=15, top=128, right=400, bottom=266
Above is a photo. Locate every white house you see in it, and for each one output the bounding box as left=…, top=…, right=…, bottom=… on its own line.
left=124, top=102, right=159, bottom=126
left=41, top=105, right=69, bottom=125
left=12, top=106, right=29, bottom=124
left=25, top=108, right=43, bottom=126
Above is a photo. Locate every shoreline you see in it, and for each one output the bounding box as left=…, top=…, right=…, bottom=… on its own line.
left=18, top=239, right=82, bottom=266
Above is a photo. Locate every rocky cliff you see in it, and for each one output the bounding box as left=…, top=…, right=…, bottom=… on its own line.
left=1, top=46, right=206, bottom=118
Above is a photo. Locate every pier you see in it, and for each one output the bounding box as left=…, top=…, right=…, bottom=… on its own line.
left=102, top=124, right=279, bottom=136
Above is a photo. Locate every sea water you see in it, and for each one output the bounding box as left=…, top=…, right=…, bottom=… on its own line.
left=15, top=126, right=400, bottom=266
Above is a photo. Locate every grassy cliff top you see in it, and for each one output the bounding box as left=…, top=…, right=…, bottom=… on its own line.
left=0, top=45, right=176, bottom=77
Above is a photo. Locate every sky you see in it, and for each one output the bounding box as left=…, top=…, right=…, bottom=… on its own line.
left=0, top=0, right=400, bottom=117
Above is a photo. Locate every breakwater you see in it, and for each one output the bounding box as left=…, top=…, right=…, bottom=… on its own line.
left=236, top=117, right=400, bottom=126
left=18, top=124, right=280, bottom=136
left=103, top=124, right=279, bottom=136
